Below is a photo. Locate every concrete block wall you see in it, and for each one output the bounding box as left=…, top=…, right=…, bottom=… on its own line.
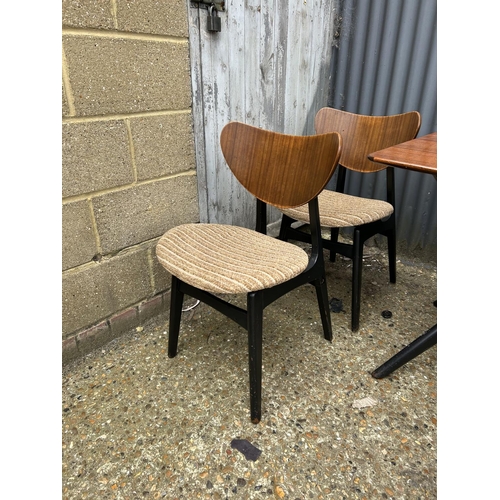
left=62, top=0, right=199, bottom=364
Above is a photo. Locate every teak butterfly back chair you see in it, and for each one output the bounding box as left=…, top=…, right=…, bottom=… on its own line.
left=156, top=122, right=342, bottom=423
left=278, top=108, right=421, bottom=332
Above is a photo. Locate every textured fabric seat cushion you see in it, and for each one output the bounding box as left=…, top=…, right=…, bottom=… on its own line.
left=281, top=190, right=394, bottom=227
left=156, top=224, right=309, bottom=294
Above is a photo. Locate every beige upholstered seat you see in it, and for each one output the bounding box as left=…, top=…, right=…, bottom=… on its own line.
left=157, top=224, right=309, bottom=294
left=282, top=190, right=394, bottom=228
left=156, top=121, right=342, bottom=423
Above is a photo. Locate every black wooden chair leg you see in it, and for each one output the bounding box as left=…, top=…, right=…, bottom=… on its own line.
left=278, top=214, right=294, bottom=241
left=313, top=275, right=333, bottom=341
left=351, top=229, right=363, bottom=332
left=168, top=275, right=185, bottom=358
left=387, top=226, right=397, bottom=284
left=329, top=227, right=339, bottom=262
left=247, top=291, right=264, bottom=424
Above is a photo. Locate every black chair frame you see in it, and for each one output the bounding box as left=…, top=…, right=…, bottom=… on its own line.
left=279, top=165, right=397, bottom=332
left=167, top=198, right=332, bottom=424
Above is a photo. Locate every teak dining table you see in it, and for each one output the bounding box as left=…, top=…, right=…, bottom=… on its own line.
left=367, top=132, right=437, bottom=378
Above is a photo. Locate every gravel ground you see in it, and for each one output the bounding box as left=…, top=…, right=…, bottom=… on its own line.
left=62, top=246, right=437, bottom=500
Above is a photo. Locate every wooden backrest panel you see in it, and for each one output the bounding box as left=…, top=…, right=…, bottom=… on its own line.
left=220, top=122, right=342, bottom=209
left=315, top=108, right=421, bottom=173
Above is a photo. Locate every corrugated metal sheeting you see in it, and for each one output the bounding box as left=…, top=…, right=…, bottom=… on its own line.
left=328, top=0, right=437, bottom=253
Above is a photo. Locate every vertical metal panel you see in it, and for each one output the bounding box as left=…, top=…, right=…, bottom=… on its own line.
left=188, top=0, right=338, bottom=227
left=329, top=0, right=437, bottom=253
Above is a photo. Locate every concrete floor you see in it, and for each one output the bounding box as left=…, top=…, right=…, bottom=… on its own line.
left=62, top=244, right=437, bottom=499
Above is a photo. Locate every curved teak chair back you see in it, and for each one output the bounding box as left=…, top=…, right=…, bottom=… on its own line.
left=314, top=108, right=421, bottom=173
left=220, top=121, right=342, bottom=209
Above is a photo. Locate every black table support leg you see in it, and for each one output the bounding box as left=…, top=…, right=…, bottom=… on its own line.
left=371, top=324, right=437, bottom=379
